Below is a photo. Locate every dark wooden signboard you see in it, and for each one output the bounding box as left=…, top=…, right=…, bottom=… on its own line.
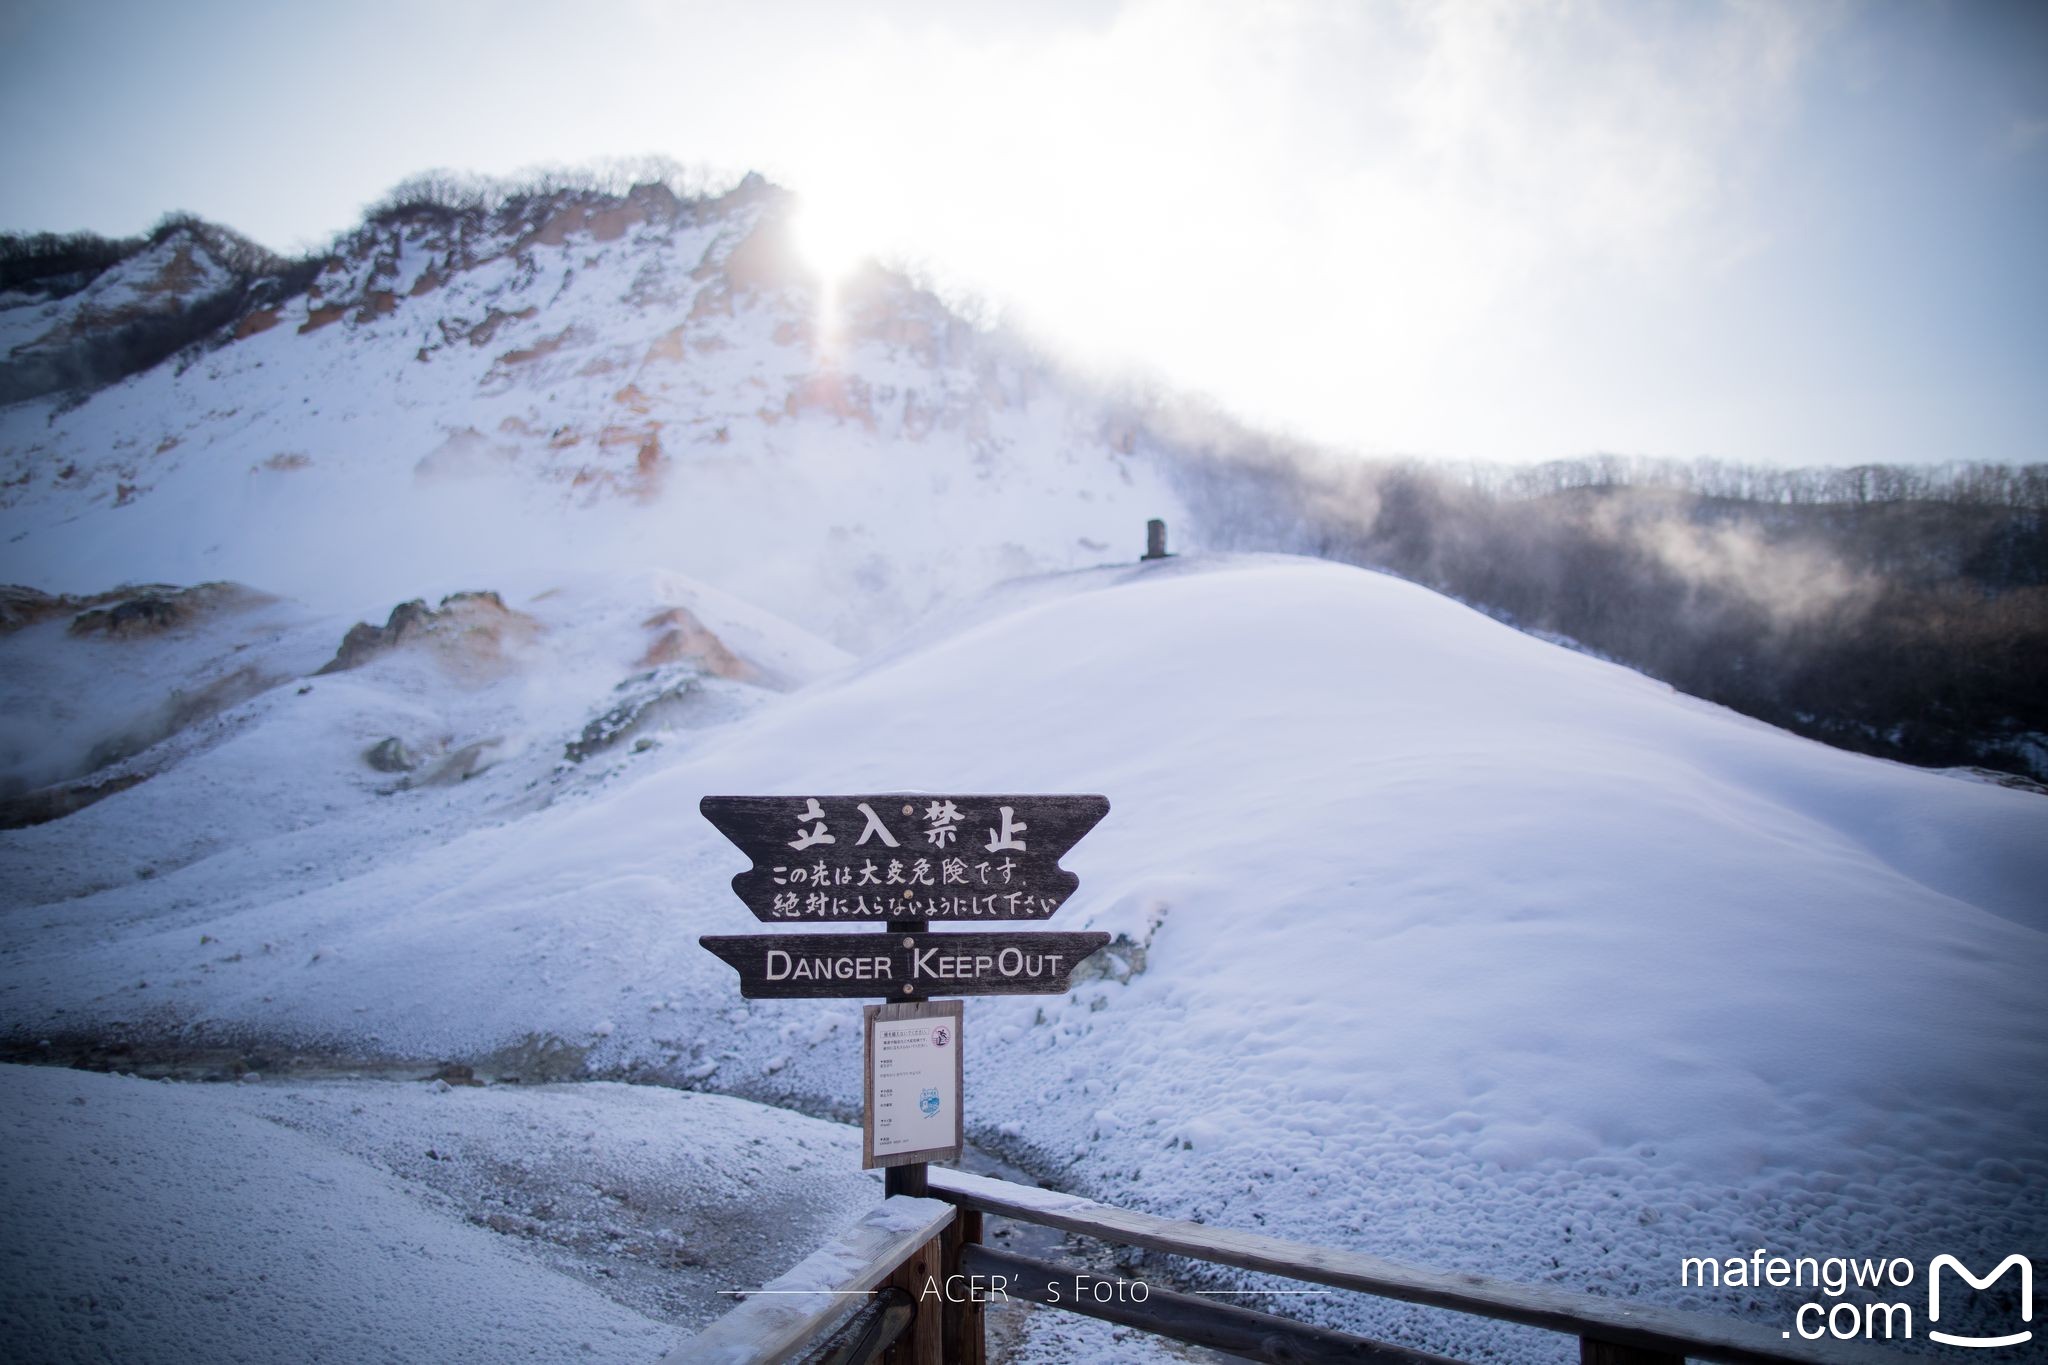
left=700, top=930, right=1111, bottom=999
left=700, top=795, right=1110, bottom=923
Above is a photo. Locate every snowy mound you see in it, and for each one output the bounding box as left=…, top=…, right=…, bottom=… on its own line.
left=3, top=554, right=2040, bottom=1356
left=0, top=1065, right=878, bottom=1361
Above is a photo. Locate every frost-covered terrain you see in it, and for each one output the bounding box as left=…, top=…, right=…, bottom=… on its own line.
left=0, top=1063, right=879, bottom=1362
left=3, top=181, right=2044, bottom=1363
left=4, top=554, right=2043, bottom=1361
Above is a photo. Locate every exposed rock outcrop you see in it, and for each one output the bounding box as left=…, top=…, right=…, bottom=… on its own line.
left=363, top=737, right=423, bottom=773
left=6, top=582, right=266, bottom=636
left=636, top=606, right=759, bottom=681
left=321, top=599, right=434, bottom=672
left=0, top=772, right=149, bottom=830
left=316, top=591, right=539, bottom=681
left=407, top=737, right=504, bottom=786
left=0, top=585, right=78, bottom=634
left=564, top=668, right=698, bottom=763
left=0, top=220, right=276, bottom=404
left=69, top=582, right=268, bottom=638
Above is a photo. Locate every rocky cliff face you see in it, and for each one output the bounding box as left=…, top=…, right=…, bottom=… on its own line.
left=0, top=221, right=263, bottom=405
left=0, top=179, right=1182, bottom=649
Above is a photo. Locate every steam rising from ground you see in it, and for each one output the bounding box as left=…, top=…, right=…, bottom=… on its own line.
left=1163, top=434, right=2046, bottom=776
left=1596, top=502, right=1877, bottom=628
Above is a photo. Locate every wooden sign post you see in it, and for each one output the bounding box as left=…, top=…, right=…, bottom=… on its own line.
left=699, top=793, right=1111, bottom=1198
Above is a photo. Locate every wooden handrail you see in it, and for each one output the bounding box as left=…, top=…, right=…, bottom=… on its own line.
left=965, top=1242, right=1467, bottom=1364
left=928, top=1169, right=1913, bottom=1365
left=665, top=1195, right=955, bottom=1365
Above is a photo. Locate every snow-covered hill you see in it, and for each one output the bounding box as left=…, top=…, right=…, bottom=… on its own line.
left=0, top=180, right=1182, bottom=651
left=3, top=176, right=2043, bottom=1362
left=4, top=554, right=2041, bottom=1359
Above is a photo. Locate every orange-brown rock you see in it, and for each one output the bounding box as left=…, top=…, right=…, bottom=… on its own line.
left=315, top=590, right=540, bottom=684
left=67, top=582, right=271, bottom=638
left=233, top=308, right=280, bottom=341
left=720, top=220, right=803, bottom=294
left=637, top=606, right=759, bottom=681
left=784, top=372, right=876, bottom=428
left=644, top=326, right=689, bottom=364
left=356, top=289, right=399, bottom=322
left=497, top=326, right=582, bottom=366
left=464, top=307, right=537, bottom=348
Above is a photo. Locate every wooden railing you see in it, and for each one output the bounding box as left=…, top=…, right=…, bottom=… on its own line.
left=670, top=1171, right=1919, bottom=1365
left=665, top=1196, right=956, bottom=1365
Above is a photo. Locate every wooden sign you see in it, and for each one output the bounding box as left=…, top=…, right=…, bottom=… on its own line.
left=698, top=930, right=1112, bottom=999
left=862, top=1000, right=963, bottom=1169
left=700, top=794, right=1110, bottom=922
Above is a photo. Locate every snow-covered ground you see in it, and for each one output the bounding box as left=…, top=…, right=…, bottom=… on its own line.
left=1, top=1061, right=1218, bottom=1365
left=4, top=553, right=2042, bottom=1361
left=3, top=182, right=2042, bottom=1363
left=0, top=1063, right=881, bottom=1363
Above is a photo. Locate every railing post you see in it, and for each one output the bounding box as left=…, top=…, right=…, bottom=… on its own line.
left=1580, top=1336, right=1685, bottom=1365
left=884, top=1163, right=928, bottom=1197
left=813, top=1288, right=915, bottom=1365
left=941, top=1208, right=985, bottom=1365
left=881, top=1231, right=943, bottom=1365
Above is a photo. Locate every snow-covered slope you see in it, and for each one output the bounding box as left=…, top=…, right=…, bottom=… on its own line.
left=4, top=554, right=2040, bottom=1359
left=0, top=564, right=846, bottom=903
left=0, top=1064, right=881, bottom=1362
left=0, top=182, right=1181, bottom=650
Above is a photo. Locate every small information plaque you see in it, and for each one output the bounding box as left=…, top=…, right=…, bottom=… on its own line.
left=861, top=999, right=964, bottom=1169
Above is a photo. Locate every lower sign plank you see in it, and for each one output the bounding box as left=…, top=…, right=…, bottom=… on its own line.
left=700, top=931, right=1112, bottom=999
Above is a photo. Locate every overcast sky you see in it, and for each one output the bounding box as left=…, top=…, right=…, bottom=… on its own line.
left=2, top=0, right=2043, bottom=467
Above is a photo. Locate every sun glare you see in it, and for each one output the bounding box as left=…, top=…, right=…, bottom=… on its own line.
left=790, top=201, right=873, bottom=285
left=789, top=198, right=887, bottom=350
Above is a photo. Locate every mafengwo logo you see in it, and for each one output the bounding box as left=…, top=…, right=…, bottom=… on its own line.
left=1928, top=1254, right=2032, bottom=1350
left=1682, top=1249, right=2034, bottom=1347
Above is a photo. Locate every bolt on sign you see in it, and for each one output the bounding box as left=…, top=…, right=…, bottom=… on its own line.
left=699, top=794, right=1109, bottom=922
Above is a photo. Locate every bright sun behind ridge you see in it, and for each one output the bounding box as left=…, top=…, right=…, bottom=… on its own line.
left=789, top=199, right=873, bottom=284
